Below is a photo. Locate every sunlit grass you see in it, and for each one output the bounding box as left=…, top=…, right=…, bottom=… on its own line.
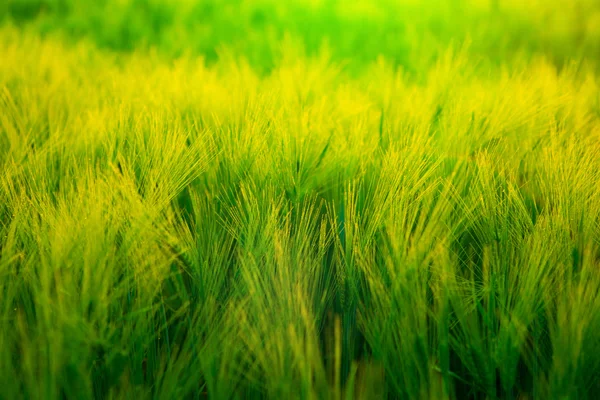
left=1, top=0, right=600, bottom=398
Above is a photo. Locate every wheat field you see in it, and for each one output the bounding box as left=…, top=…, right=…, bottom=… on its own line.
left=1, top=1, right=600, bottom=399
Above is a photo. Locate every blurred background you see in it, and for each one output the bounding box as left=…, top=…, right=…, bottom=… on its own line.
left=2, top=0, right=600, bottom=74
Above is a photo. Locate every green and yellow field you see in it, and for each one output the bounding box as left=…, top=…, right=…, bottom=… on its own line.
left=1, top=0, right=600, bottom=398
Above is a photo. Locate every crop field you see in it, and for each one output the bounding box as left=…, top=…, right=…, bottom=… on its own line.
left=1, top=0, right=600, bottom=399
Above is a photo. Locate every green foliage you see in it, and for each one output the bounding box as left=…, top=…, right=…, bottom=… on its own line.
left=2, top=0, right=600, bottom=73
left=1, top=1, right=600, bottom=399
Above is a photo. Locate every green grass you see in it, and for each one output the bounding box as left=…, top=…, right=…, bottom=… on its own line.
left=1, top=0, right=600, bottom=399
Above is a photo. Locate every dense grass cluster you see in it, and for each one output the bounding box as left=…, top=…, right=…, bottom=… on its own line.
left=1, top=1, right=600, bottom=399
